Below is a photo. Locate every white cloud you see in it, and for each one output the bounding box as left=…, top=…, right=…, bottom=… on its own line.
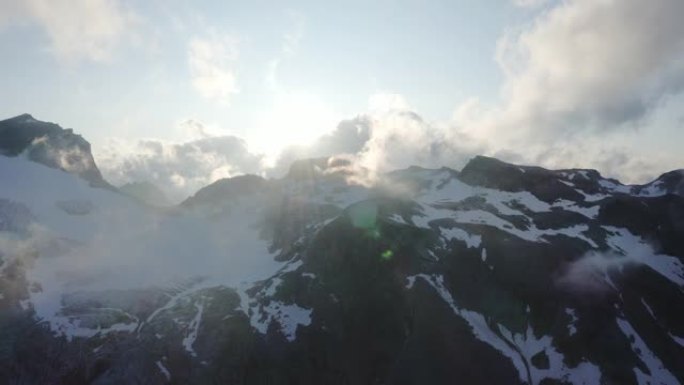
left=282, top=10, right=305, bottom=56
left=511, top=0, right=549, bottom=8
left=188, top=33, right=240, bottom=105
left=269, top=94, right=484, bottom=183
left=493, top=0, right=684, bottom=138
left=96, top=121, right=263, bottom=203
left=555, top=251, right=622, bottom=295
left=451, top=0, right=684, bottom=182
left=368, top=92, right=412, bottom=113
left=266, top=10, right=307, bottom=91
left=1, top=0, right=139, bottom=63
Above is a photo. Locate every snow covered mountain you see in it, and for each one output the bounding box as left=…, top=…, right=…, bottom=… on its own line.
left=0, top=115, right=683, bottom=385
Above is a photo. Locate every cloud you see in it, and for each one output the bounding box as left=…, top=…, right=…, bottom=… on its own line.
left=446, top=0, right=684, bottom=182
left=282, top=10, right=306, bottom=56
left=268, top=116, right=372, bottom=177
left=92, top=1, right=684, bottom=199
left=265, top=10, right=307, bottom=91
left=555, top=251, right=623, bottom=296
left=188, top=33, right=240, bottom=105
left=266, top=1, right=684, bottom=185
left=270, top=94, right=485, bottom=182
left=0, top=0, right=139, bottom=63
left=368, top=93, right=412, bottom=113
left=97, top=121, right=263, bottom=203
left=484, top=0, right=684, bottom=139
left=511, top=0, right=549, bottom=8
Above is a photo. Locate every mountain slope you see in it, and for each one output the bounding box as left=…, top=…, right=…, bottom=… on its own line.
left=0, top=118, right=683, bottom=385
left=119, top=181, right=172, bottom=207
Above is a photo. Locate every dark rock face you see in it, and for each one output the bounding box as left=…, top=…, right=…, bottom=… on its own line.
left=182, top=174, right=268, bottom=208
left=1, top=129, right=684, bottom=384
left=645, top=170, right=684, bottom=197
left=119, top=181, right=171, bottom=207
left=0, top=114, right=111, bottom=188
left=459, top=156, right=585, bottom=203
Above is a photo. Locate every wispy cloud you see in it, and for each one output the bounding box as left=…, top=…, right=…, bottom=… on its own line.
left=188, top=32, right=240, bottom=105
left=1, top=0, right=139, bottom=63
left=266, top=10, right=307, bottom=91
left=511, top=0, right=549, bottom=8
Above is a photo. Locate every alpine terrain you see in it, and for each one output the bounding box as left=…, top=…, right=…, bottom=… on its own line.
left=1, top=114, right=683, bottom=385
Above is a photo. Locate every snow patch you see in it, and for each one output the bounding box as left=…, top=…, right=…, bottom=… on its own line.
left=409, top=274, right=601, bottom=385
left=551, top=199, right=600, bottom=219
left=182, top=300, right=205, bottom=357
left=440, top=226, right=481, bottom=248
left=156, top=360, right=171, bottom=381
left=604, top=226, right=684, bottom=286
left=566, top=308, right=578, bottom=336
left=616, top=318, right=678, bottom=385
left=250, top=301, right=312, bottom=342
left=669, top=333, right=684, bottom=348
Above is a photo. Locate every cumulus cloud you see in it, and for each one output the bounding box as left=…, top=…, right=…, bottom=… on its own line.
left=0, top=0, right=139, bottom=63
left=473, top=0, right=684, bottom=139
left=354, top=110, right=482, bottom=180
left=188, top=33, right=240, bottom=105
left=270, top=94, right=485, bottom=182
left=268, top=116, right=372, bottom=177
left=97, top=121, right=263, bottom=203
left=448, top=0, right=684, bottom=182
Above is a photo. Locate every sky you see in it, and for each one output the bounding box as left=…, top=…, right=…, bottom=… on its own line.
left=1, top=0, right=683, bottom=202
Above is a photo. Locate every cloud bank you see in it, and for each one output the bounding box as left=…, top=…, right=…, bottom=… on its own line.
left=97, top=123, right=263, bottom=203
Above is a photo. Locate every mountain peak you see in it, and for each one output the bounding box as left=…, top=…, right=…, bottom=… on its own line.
left=460, top=155, right=585, bottom=202
left=0, top=114, right=111, bottom=189
left=182, top=174, right=267, bottom=208
left=7, top=113, right=36, bottom=123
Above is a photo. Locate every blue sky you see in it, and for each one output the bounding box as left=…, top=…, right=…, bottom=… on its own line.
left=1, top=0, right=683, bottom=200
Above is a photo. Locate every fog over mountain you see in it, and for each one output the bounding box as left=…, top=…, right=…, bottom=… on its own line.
left=1, top=115, right=683, bottom=384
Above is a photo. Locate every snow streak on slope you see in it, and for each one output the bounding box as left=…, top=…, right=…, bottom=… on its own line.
left=604, top=226, right=684, bottom=287
left=406, top=169, right=600, bottom=247
left=616, top=318, right=678, bottom=385
left=407, top=274, right=602, bottom=385
left=183, top=300, right=205, bottom=356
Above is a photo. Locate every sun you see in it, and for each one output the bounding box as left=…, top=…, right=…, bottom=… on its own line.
left=249, top=91, right=341, bottom=162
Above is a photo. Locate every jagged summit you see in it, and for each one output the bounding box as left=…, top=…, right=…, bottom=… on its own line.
left=5, top=113, right=38, bottom=123
left=461, top=155, right=682, bottom=200
left=182, top=174, right=268, bottom=208
left=0, top=114, right=111, bottom=188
